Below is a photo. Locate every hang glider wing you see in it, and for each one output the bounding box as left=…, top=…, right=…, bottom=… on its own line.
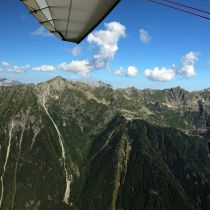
left=21, top=0, right=121, bottom=43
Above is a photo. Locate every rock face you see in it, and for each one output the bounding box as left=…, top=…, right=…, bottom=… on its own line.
left=0, top=77, right=210, bottom=210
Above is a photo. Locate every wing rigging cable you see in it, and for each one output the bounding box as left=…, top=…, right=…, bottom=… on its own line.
left=21, top=0, right=121, bottom=43
left=163, top=0, right=210, bottom=15
left=149, top=0, right=210, bottom=21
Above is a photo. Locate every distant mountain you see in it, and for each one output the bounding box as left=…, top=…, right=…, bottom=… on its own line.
left=0, top=78, right=23, bottom=86
left=0, top=77, right=210, bottom=210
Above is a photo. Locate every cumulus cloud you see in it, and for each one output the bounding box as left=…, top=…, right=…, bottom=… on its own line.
left=144, top=52, right=199, bottom=82
left=1, top=61, right=30, bottom=73
left=31, top=26, right=53, bottom=37
left=114, top=66, right=139, bottom=77
left=59, top=59, right=92, bottom=75
left=1, top=22, right=139, bottom=78
left=2, top=61, right=10, bottom=70
left=87, top=21, right=126, bottom=69
left=1, top=22, right=126, bottom=77
left=139, top=29, right=151, bottom=44
left=114, top=68, right=126, bottom=76
left=145, top=67, right=176, bottom=82
left=13, top=65, right=30, bottom=73
left=57, top=22, right=126, bottom=76
left=127, top=66, right=138, bottom=76
left=32, top=65, right=55, bottom=72
left=70, top=46, right=82, bottom=56
left=179, top=51, right=199, bottom=77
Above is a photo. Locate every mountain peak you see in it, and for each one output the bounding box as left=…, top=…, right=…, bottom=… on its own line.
left=0, top=78, right=23, bottom=86
left=48, top=76, right=68, bottom=83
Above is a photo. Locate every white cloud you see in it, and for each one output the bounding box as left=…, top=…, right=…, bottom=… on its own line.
left=127, top=66, right=138, bottom=76
left=57, top=22, right=126, bottom=77
left=114, top=66, right=139, bottom=77
left=179, top=51, right=199, bottom=77
left=2, top=61, right=9, bottom=70
left=87, top=21, right=126, bottom=69
left=13, top=65, right=30, bottom=73
left=55, top=22, right=126, bottom=77
left=1, top=61, right=30, bottom=73
left=145, top=67, right=176, bottom=82
left=32, top=65, right=55, bottom=72
left=114, top=68, right=126, bottom=76
left=144, top=51, right=199, bottom=82
left=59, top=59, right=92, bottom=74
left=0, top=22, right=126, bottom=78
left=139, top=29, right=151, bottom=44
left=31, top=26, right=53, bottom=37
left=70, top=46, right=82, bottom=56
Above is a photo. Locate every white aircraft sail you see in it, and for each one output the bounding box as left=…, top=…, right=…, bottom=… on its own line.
left=21, top=0, right=121, bottom=43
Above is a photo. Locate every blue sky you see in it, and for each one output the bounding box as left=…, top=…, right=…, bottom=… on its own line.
left=0, top=0, right=210, bottom=90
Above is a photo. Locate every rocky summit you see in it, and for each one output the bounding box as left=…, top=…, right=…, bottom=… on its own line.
left=0, top=77, right=210, bottom=210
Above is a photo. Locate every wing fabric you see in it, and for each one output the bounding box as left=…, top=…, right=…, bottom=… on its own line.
left=21, top=0, right=120, bottom=43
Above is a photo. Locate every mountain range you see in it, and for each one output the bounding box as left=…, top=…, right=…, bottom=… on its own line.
left=0, top=78, right=23, bottom=86
left=0, top=77, right=210, bottom=210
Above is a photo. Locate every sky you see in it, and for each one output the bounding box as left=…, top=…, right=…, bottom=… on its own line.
left=0, top=0, right=210, bottom=90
